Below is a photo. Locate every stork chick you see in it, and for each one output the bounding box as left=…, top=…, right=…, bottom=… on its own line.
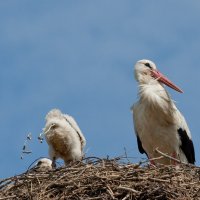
left=132, top=59, right=195, bottom=165
left=44, top=109, right=86, bottom=167
left=36, top=158, right=52, bottom=171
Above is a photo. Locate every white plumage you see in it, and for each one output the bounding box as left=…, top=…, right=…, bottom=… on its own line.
left=44, top=109, right=86, bottom=167
left=36, top=158, right=52, bottom=171
left=132, top=59, right=195, bottom=165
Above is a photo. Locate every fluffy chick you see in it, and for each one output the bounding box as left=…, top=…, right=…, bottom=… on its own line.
left=44, top=109, right=86, bottom=167
left=36, top=158, right=52, bottom=171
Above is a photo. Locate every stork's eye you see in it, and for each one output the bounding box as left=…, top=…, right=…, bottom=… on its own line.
left=37, top=161, right=42, bottom=166
left=144, top=63, right=152, bottom=69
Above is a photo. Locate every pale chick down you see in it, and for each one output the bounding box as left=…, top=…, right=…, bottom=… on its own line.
left=43, top=109, right=86, bottom=167
left=36, top=158, right=52, bottom=171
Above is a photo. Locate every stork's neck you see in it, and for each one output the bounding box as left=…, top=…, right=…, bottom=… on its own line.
left=138, top=80, right=175, bottom=119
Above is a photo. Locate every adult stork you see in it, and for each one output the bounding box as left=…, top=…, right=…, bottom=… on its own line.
left=131, top=59, right=195, bottom=165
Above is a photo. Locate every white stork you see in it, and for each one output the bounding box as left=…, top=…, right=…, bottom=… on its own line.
left=44, top=109, right=86, bottom=167
left=132, top=59, right=195, bottom=165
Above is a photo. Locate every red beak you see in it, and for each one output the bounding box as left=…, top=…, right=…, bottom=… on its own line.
left=151, top=69, right=183, bottom=93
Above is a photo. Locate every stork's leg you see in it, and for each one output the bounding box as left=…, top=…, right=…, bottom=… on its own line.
left=52, top=157, right=56, bottom=168
left=64, top=160, right=69, bottom=166
left=149, top=156, right=156, bottom=166
left=150, top=159, right=156, bottom=165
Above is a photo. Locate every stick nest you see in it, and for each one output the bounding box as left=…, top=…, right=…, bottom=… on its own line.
left=1, top=157, right=200, bottom=200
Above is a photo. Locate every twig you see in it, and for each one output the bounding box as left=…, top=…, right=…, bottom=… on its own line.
left=106, top=185, right=115, bottom=199
left=38, top=123, right=56, bottom=143
left=22, top=151, right=32, bottom=154
left=20, top=133, right=32, bottom=159
left=122, top=194, right=130, bottom=200
left=118, top=186, right=140, bottom=194
left=155, top=148, right=182, bottom=164
left=149, top=156, right=164, bottom=162
left=155, top=148, right=199, bottom=169
left=148, top=177, right=170, bottom=183
left=180, top=182, right=200, bottom=186
left=0, top=196, right=17, bottom=200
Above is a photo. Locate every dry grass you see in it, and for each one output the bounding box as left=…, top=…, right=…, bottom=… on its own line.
left=0, top=157, right=200, bottom=200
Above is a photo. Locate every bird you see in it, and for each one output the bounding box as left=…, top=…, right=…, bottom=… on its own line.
left=35, top=158, right=52, bottom=171
left=43, top=109, right=86, bottom=167
left=131, top=59, right=195, bottom=165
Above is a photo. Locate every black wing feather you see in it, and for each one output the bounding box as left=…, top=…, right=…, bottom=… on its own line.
left=136, top=134, right=148, bottom=158
left=177, top=128, right=195, bottom=164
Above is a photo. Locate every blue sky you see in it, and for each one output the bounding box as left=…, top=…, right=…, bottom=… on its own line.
left=1, top=1, right=200, bottom=178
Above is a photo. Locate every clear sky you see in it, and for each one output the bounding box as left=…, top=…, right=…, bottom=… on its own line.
left=1, top=1, right=200, bottom=178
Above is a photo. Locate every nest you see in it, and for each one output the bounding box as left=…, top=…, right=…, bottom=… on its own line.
left=0, top=157, right=200, bottom=200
